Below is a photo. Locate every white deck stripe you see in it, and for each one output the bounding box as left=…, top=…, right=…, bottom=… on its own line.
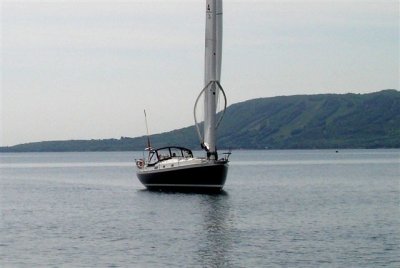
left=144, top=184, right=223, bottom=188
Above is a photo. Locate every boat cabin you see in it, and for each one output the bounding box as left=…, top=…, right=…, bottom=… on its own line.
left=147, top=146, right=194, bottom=165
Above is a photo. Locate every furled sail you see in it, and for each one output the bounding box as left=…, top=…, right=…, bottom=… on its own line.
left=203, top=0, right=223, bottom=159
left=204, top=0, right=222, bottom=84
left=193, top=0, right=226, bottom=160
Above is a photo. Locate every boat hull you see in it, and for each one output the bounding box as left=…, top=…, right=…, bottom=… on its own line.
left=137, top=161, right=228, bottom=192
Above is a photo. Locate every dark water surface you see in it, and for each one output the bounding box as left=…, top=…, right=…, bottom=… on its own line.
left=1, top=150, right=399, bottom=267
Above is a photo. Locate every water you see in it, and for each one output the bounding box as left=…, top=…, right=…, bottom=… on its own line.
left=1, top=150, right=399, bottom=267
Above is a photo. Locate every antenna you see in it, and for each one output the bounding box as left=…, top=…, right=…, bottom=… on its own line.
left=144, top=109, right=152, bottom=150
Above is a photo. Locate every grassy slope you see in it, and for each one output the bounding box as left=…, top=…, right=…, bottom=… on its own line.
left=218, top=90, right=400, bottom=149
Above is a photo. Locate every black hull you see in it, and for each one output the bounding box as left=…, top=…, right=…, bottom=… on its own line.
left=137, top=162, right=228, bottom=193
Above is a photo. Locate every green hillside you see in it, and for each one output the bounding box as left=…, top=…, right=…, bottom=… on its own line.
left=218, top=89, right=400, bottom=149
left=1, top=90, right=399, bottom=152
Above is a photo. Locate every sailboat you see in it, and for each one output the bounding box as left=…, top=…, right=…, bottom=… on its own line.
left=136, top=0, right=230, bottom=192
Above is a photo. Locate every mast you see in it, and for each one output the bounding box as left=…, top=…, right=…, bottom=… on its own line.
left=203, top=0, right=222, bottom=160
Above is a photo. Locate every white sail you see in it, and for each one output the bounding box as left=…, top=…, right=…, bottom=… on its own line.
left=203, top=0, right=223, bottom=159
left=204, top=0, right=222, bottom=84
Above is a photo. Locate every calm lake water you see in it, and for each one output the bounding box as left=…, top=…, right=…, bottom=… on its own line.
left=1, top=150, right=399, bottom=267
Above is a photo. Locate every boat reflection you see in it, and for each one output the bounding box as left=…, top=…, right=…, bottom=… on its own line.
left=196, top=192, right=234, bottom=267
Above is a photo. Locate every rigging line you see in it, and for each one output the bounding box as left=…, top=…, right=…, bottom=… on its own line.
left=193, top=80, right=227, bottom=144
left=144, top=109, right=152, bottom=149
left=194, top=81, right=213, bottom=144
left=215, top=81, right=227, bottom=129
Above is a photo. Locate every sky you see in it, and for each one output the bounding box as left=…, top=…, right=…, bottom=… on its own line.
left=1, top=0, right=399, bottom=146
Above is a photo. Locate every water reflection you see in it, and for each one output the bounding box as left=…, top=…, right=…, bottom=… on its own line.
left=196, top=192, right=234, bottom=267
left=136, top=189, right=235, bottom=266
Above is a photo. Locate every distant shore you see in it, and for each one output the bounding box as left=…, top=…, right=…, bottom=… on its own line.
left=2, top=90, right=399, bottom=152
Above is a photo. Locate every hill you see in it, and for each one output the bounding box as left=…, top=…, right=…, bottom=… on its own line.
left=1, top=90, right=399, bottom=152
left=219, top=89, right=400, bottom=149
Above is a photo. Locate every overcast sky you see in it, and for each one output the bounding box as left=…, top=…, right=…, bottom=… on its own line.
left=1, top=0, right=399, bottom=146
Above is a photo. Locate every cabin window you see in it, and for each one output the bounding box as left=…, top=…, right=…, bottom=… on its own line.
left=182, top=149, right=193, bottom=158
left=170, top=148, right=183, bottom=158
left=148, top=152, right=158, bottom=165
left=157, top=148, right=171, bottom=161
